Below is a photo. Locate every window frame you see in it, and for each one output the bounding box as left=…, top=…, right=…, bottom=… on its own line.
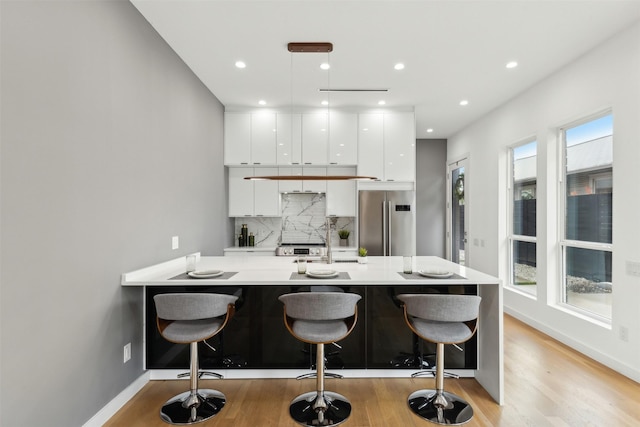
left=507, top=138, right=538, bottom=296
left=558, top=110, right=613, bottom=322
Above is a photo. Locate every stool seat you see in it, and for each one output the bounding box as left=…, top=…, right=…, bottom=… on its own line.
left=408, top=319, right=475, bottom=344
left=292, top=319, right=349, bottom=343
left=160, top=318, right=226, bottom=343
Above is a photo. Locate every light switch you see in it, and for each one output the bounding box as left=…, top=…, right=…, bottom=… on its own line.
left=172, top=236, right=179, bottom=250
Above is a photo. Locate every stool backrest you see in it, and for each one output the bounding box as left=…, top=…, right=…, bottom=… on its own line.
left=397, top=294, right=481, bottom=322
left=279, top=292, right=361, bottom=321
left=154, top=293, right=238, bottom=321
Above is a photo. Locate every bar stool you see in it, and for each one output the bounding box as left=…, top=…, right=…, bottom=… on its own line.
left=397, top=294, right=481, bottom=425
left=153, top=293, right=238, bottom=425
left=278, top=291, right=361, bottom=426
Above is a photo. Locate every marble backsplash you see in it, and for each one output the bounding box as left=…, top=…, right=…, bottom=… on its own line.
left=233, top=193, right=355, bottom=247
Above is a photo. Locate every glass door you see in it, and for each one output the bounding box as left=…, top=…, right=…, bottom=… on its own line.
left=447, top=158, right=469, bottom=265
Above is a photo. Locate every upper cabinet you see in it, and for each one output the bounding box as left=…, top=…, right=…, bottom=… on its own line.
left=224, top=113, right=251, bottom=165
left=301, top=113, right=329, bottom=164
left=228, top=167, right=280, bottom=217
left=251, top=113, right=277, bottom=164
left=226, top=111, right=359, bottom=167
left=277, top=113, right=302, bottom=165
left=328, top=112, right=358, bottom=165
left=358, top=112, right=415, bottom=182
left=224, top=112, right=276, bottom=165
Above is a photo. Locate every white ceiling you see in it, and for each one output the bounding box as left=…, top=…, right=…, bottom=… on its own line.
left=131, top=1, right=640, bottom=139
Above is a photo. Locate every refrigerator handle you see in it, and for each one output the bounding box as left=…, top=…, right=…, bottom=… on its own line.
left=382, top=200, right=387, bottom=256
left=387, top=200, right=392, bottom=256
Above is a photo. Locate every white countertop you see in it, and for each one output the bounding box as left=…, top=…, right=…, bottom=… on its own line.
left=121, top=254, right=500, bottom=287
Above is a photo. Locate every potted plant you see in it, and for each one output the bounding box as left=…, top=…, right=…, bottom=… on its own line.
left=358, top=247, right=368, bottom=264
left=338, top=229, right=350, bottom=246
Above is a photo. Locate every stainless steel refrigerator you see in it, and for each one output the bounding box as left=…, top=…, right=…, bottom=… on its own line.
left=358, top=190, right=416, bottom=256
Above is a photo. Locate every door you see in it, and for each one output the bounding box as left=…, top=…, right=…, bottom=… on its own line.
left=447, top=158, right=469, bottom=265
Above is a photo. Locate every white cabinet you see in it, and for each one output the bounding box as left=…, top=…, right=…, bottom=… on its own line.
left=302, top=113, right=328, bottom=164
left=224, top=112, right=277, bottom=165
left=383, top=113, right=415, bottom=181
left=358, top=113, right=384, bottom=179
left=328, top=112, right=357, bottom=165
left=228, top=168, right=280, bottom=217
left=357, top=112, right=415, bottom=182
left=224, top=113, right=251, bottom=165
left=277, top=167, right=326, bottom=193
left=326, top=167, right=356, bottom=217
left=251, top=113, right=277, bottom=164
left=276, top=113, right=302, bottom=165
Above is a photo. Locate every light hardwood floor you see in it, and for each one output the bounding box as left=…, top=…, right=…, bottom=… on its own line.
left=105, top=315, right=640, bottom=426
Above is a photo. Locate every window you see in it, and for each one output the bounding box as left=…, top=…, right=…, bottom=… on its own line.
left=508, top=140, right=537, bottom=295
left=560, top=113, right=613, bottom=320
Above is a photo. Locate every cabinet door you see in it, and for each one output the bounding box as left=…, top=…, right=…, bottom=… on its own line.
left=302, top=166, right=326, bottom=193
left=326, top=167, right=356, bottom=217
left=329, top=112, right=358, bottom=165
left=254, top=167, right=280, bottom=216
left=228, top=168, right=254, bottom=216
left=224, top=113, right=251, bottom=165
left=278, top=167, right=303, bottom=193
left=276, top=113, right=302, bottom=165
left=383, top=113, right=415, bottom=182
left=251, top=113, right=277, bottom=164
left=302, top=113, right=328, bottom=164
left=357, top=113, right=384, bottom=180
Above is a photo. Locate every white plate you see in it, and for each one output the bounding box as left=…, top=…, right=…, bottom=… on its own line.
left=306, top=269, right=339, bottom=279
left=188, top=270, right=224, bottom=279
left=417, top=269, right=453, bottom=279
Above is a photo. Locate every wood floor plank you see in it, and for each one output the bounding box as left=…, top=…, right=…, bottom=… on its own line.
left=105, top=315, right=640, bottom=426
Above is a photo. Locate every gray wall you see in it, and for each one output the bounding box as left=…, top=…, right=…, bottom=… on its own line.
left=0, top=1, right=231, bottom=425
left=416, top=139, right=447, bottom=257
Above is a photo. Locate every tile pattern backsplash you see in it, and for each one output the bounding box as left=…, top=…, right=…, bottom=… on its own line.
left=281, top=193, right=326, bottom=244
left=233, top=193, right=355, bottom=247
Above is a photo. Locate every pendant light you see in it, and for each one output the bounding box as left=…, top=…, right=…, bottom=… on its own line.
left=244, top=42, right=376, bottom=181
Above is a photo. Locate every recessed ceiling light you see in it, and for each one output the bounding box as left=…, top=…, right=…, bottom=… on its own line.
left=506, top=61, right=518, bottom=69
left=258, top=100, right=266, bottom=106
left=378, top=100, right=386, bottom=105
left=394, top=63, right=405, bottom=70
left=320, top=63, right=330, bottom=70
left=235, top=61, right=246, bottom=69
left=460, top=100, right=469, bottom=106
left=321, top=100, right=329, bottom=106
left=427, top=128, right=434, bottom=133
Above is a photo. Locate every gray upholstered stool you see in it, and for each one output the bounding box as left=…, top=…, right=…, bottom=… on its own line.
left=153, top=293, right=238, bottom=425
left=397, top=294, right=481, bottom=426
left=279, top=291, right=361, bottom=426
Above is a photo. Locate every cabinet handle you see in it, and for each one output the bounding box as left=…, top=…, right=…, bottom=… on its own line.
left=292, top=162, right=300, bottom=165
left=241, top=162, right=249, bottom=165
left=304, top=162, right=312, bottom=165
left=330, top=162, right=338, bottom=165
left=253, top=162, right=261, bottom=165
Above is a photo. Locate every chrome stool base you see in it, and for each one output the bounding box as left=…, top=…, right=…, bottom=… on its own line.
left=160, top=389, right=226, bottom=425
left=408, top=389, right=473, bottom=425
left=289, top=391, right=352, bottom=426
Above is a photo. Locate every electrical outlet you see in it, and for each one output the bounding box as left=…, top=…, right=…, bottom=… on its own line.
left=619, top=326, right=629, bottom=342
left=123, top=343, right=131, bottom=363
left=172, top=236, right=179, bottom=250
left=626, top=261, right=640, bottom=277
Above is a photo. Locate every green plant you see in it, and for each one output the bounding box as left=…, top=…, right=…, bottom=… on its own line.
left=338, top=229, right=350, bottom=239
left=358, top=247, right=368, bottom=257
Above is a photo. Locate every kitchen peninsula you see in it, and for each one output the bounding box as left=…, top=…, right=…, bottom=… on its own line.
left=122, top=255, right=503, bottom=404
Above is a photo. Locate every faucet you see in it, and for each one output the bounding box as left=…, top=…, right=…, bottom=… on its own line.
left=324, top=218, right=333, bottom=264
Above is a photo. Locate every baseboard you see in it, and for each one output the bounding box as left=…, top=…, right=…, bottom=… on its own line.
left=83, top=371, right=150, bottom=427
left=504, top=308, right=640, bottom=383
